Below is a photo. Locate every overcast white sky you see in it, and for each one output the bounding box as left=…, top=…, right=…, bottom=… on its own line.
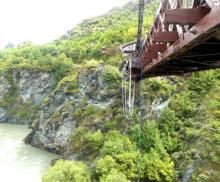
left=0, top=0, right=131, bottom=48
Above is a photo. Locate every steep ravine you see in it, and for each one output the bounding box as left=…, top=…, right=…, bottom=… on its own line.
left=1, top=66, right=219, bottom=181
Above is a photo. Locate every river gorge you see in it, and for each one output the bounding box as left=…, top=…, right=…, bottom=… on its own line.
left=0, top=123, right=59, bottom=182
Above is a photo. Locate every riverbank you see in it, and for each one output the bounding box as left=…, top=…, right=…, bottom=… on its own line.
left=0, top=123, right=59, bottom=182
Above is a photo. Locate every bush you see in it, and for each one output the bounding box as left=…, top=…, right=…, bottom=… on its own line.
left=186, top=71, right=215, bottom=99
left=84, top=104, right=97, bottom=116
left=83, top=59, right=101, bottom=68
left=102, top=130, right=134, bottom=156
left=159, top=109, right=182, bottom=152
left=95, top=152, right=138, bottom=180
left=142, top=149, right=175, bottom=182
left=42, top=160, right=90, bottom=182
left=159, top=108, right=181, bottom=132
left=114, top=152, right=138, bottom=179
left=101, top=170, right=130, bottom=182
left=142, top=78, right=174, bottom=102
left=141, top=121, right=165, bottom=154
left=69, top=128, right=104, bottom=161
left=95, top=156, right=117, bottom=177
left=169, top=91, right=196, bottom=120
left=58, top=71, right=79, bottom=93
left=103, top=65, right=121, bottom=85
left=85, top=130, right=104, bottom=151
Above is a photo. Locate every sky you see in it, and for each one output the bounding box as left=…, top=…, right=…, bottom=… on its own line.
left=0, top=0, right=131, bottom=48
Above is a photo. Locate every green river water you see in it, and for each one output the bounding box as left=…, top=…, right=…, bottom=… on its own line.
left=0, top=123, right=59, bottom=182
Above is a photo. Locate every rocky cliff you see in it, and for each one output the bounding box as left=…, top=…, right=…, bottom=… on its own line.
left=25, top=64, right=125, bottom=157
left=1, top=65, right=218, bottom=181
left=0, top=70, right=55, bottom=124
left=0, top=65, right=171, bottom=159
left=28, top=66, right=171, bottom=160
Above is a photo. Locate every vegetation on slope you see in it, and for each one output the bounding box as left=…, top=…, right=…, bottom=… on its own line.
left=0, top=0, right=219, bottom=181
left=0, top=0, right=158, bottom=78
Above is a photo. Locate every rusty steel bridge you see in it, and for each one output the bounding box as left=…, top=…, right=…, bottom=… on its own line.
left=122, top=0, right=220, bottom=80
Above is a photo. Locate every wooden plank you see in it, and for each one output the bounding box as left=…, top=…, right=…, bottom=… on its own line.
left=165, top=7, right=210, bottom=25
left=147, top=44, right=166, bottom=52
left=153, top=31, right=179, bottom=43
left=142, top=52, right=158, bottom=59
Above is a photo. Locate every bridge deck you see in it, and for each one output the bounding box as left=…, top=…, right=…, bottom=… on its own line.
left=122, top=0, right=220, bottom=80
left=140, top=4, right=220, bottom=78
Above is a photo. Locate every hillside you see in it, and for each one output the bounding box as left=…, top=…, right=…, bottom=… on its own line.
left=0, top=1, right=219, bottom=182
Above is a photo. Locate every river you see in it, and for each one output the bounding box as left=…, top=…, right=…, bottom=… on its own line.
left=0, top=123, right=59, bottom=182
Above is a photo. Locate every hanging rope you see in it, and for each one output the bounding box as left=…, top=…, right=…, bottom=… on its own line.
left=121, top=0, right=147, bottom=180
left=121, top=51, right=136, bottom=119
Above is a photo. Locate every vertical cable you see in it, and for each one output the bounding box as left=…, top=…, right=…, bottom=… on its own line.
left=136, top=0, right=145, bottom=56
left=137, top=66, right=144, bottom=182
left=129, top=54, right=132, bottom=114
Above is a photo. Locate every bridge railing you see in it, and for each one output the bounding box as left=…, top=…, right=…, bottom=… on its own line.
left=121, top=41, right=137, bottom=58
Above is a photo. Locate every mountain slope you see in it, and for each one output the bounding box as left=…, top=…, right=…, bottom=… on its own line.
left=0, top=0, right=219, bottom=182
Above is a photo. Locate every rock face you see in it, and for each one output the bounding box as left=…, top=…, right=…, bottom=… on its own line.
left=0, top=70, right=55, bottom=124
left=0, top=66, right=169, bottom=159
left=0, top=76, right=11, bottom=100
left=18, top=71, right=55, bottom=105
left=26, top=65, right=121, bottom=155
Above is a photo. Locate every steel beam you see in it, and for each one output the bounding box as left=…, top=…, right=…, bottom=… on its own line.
left=165, top=7, right=210, bottom=25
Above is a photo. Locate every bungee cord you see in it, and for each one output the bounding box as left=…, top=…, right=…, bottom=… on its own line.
left=121, top=0, right=149, bottom=181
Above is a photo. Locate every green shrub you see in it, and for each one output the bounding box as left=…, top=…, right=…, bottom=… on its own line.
left=103, top=65, right=121, bottom=85
left=186, top=71, right=216, bottom=99
left=142, top=78, right=174, bottom=102
left=169, top=91, right=196, bottom=120
left=114, top=152, right=139, bottom=179
left=58, top=71, right=79, bottom=93
left=141, top=121, right=165, bottom=154
left=83, top=59, right=101, bottom=68
left=159, top=108, right=181, bottom=132
left=69, top=128, right=104, bottom=161
left=50, top=53, right=73, bottom=81
left=85, top=130, right=104, bottom=151
left=142, top=149, right=174, bottom=182
left=159, top=109, right=182, bottom=152
left=42, top=160, right=91, bottom=182
left=101, top=170, right=130, bottom=182
left=68, top=126, right=88, bottom=153
left=102, top=130, right=134, bottom=156
left=95, top=155, right=117, bottom=177
left=85, top=104, right=97, bottom=116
